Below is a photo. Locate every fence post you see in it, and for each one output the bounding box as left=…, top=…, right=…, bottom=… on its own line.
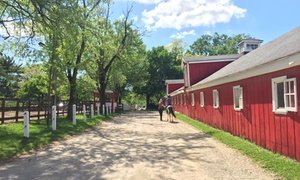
left=1, top=98, right=5, bottom=124
left=96, top=103, right=100, bottom=116
left=52, top=106, right=57, bottom=130
left=72, top=104, right=76, bottom=125
left=24, top=111, right=29, bottom=138
left=37, top=97, right=41, bottom=121
left=102, top=105, right=105, bottom=115
left=106, top=105, right=109, bottom=115
left=28, top=100, right=31, bottom=121
left=15, top=99, right=20, bottom=122
left=91, top=104, right=94, bottom=118
left=83, top=104, right=86, bottom=122
left=62, top=101, right=65, bottom=116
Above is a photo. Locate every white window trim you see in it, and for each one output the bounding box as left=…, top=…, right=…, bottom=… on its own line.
left=284, top=78, right=297, bottom=112
left=233, top=85, right=243, bottom=111
left=191, top=93, right=195, bottom=106
left=213, top=89, right=219, bottom=109
left=200, top=92, right=205, bottom=107
left=271, top=76, right=298, bottom=114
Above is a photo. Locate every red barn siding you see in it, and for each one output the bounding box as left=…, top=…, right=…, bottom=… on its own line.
left=174, top=65, right=300, bottom=161
left=189, top=61, right=232, bottom=86
left=168, top=84, right=184, bottom=94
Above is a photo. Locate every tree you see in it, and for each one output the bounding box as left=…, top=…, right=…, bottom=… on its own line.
left=17, top=64, right=48, bottom=100
left=37, top=0, right=108, bottom=120
left=143, top=46, right=182, bottom=108
left=76, top=75, right=96, bottom=101
left=107, top=28, right=148, bottom=105
left=0, top=52, right=22, bottom=97
left=85, top=5, right=140, bottom=113
left=189, top=33, right=251, bottom=56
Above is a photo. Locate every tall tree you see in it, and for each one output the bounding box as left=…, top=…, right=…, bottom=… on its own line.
left=189, top=33, right=251, bottom=56
left=0, top=52, right=22, bottom=97
left=108, top=31, right=148, bottom=104
left=143, top=46, right=182, bottom=108
left=85, top=5, right=138, bottom=113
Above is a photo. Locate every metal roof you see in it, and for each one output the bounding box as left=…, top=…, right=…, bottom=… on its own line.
left=165, top=79, right=184, bottom=84
left=183, top=54, right=241, bottom=63
left=189, top=26, right=300, bottom=90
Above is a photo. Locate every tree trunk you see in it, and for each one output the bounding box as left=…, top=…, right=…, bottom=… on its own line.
left=67, top=75, right=77, bottom=120
left=146, top=94, right=150, bottom=109
left=98, top=70, right=107, bottom=115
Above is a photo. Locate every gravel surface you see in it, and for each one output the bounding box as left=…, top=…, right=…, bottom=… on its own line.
left=0, top=111, right=276, bottom=180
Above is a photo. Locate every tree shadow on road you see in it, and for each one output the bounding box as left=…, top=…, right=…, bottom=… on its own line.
left=0, top=111, right=215, bottom=180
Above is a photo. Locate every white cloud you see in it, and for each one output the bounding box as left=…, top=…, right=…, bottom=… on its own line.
left=142, top=0, right=247, bottom=30
left=129, top=0, right=163, bottom=4
left=116, top=0, right=162, bottom=4
left=203, top=30, right=212, bottom=35
left=170, top=30, right=196, bottom=39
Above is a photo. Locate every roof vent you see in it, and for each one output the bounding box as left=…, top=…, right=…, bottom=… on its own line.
left=238, top=39, right=263, bottom=55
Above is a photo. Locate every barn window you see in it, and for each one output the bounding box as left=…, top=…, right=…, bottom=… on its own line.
left=200, top=92, right=205, bottom=107
left=213, top=89, right=219, bottom=109
left=191, top=93, right=195, bottom=106
left=272, top=76, right=297, bottom=114
left=233, top=85, right=243, bottom=111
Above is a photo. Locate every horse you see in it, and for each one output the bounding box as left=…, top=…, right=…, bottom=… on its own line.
left=165, top=105, right=176, bottom=123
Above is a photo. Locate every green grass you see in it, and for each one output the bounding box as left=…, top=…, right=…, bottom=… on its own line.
left=0, top=114, right=114, bottom=161
left=176, top=113, right=300, bottom=179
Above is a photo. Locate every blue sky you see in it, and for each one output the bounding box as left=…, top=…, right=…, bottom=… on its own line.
left=112, top=0, right=300, bottom=49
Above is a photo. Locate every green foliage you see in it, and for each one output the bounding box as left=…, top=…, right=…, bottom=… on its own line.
left=0, top=52, right=22, bottom=97
left=189, top=33, right=251, bottom=55
left=76, top=75, right=97, bottom=101
left=0, top=114, right=111, bottom=161
left=16, top=64, right=48, bottom=99
left=122, top=91, right=146, bottom=107
left=108, top=30, right=148, bottom=99
left=177, top=113, right=300, bottom=179
left=143, top=46, right=182, bottom=104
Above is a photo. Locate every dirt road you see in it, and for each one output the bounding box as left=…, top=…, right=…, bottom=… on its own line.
left=0, top=111, right=276, bottom=179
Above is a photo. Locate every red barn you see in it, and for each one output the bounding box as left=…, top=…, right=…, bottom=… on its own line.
left=182, top=54, right=241, bottom=87
left=169, top=27, right=300, bottom=161
left=165, top=79, right=184, bottom=95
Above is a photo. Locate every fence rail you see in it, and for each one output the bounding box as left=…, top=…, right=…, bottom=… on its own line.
left=0, top=98, right=101, bottom=124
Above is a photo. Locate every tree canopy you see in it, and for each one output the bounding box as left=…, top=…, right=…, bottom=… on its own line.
left=0, top=52, right=22, bottom=97
left=189, top=33, right=251, bottom=56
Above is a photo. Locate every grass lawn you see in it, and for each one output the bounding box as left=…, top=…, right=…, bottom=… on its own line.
left=176, top=113, right=300, bottom=180
left=0, top=114, right=113, bottom=161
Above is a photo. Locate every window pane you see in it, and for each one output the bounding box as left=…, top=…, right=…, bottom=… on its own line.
left=291, top=95, right=295, bottom=107
left=290, top=80, right=294, bottom=93
left=277, top=82, right=284, bottom=108
left=285, top=81, right=290, bottom=93
left=285, top=95, right=290, bottom=107
left=234, top=89, right=240, bottom=108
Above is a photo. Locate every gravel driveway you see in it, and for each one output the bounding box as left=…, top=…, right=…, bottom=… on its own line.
left=0, top=111, right=276, bottom=180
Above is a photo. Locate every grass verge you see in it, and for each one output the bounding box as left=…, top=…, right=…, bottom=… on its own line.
left=0, top=114, right=115, bottom=161
left=176, top=113, right=300, bottom=179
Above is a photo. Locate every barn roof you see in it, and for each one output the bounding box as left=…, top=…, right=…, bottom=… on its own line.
left=183, top=54, right=241, bottom=63
left=187, top=26, right=300, bottom=92
left=165, top=79, right=184, bottom=84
